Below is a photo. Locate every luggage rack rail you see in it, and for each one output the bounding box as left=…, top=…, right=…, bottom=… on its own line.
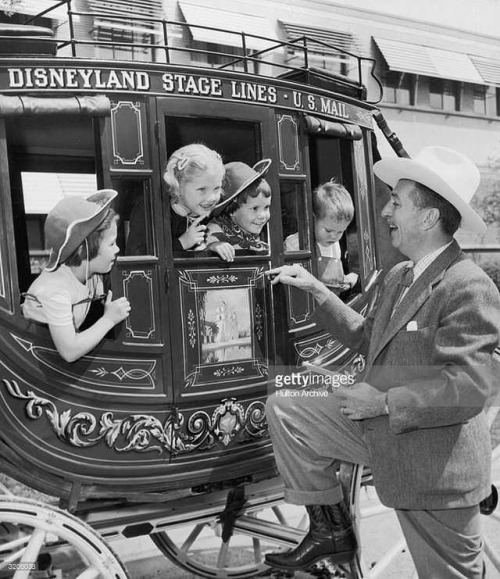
left=18, top=0, right=382, bottom=101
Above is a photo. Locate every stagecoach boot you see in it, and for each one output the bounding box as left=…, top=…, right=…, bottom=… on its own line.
left=264, top=502, right=357, bottom=570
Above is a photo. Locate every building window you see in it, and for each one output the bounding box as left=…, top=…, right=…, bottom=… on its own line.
left=429, top=78, right=459, bottom=111
left=497, top=88, right=500, bottom=116
left=191, top=41, right=244, bottom=70
left=382, top=71, right=414, bottom=106
left=95, top=26, right=156, bottom=62
left=472, top=85, right=487, bottom=115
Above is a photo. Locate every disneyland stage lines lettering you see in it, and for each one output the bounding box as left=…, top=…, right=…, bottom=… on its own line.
left=230, top=80, right=277, bottom=104
left=162, top=73, right=223, bottom=96
left=8, top=67, right=150, bottom=90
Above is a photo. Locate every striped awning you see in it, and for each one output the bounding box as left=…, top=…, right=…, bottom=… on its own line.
left=87, top=0, right=163, bottom=32
left=282, top=22, right=359, bottom=57
left=178, top=2, right=278, bottom=51
left=374, top=37, right=486, bottom=85
left=470, top=55, right=500, bottom=87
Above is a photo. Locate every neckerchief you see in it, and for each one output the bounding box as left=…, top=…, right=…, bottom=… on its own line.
left=211, top=214, right=269, bottom=252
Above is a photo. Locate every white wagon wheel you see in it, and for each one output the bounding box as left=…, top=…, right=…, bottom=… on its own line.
left=150, top=483, right=308, bottom=579
left=150, top=412, right=500, bottom=579
left=0, top=496, right=129, bottom=579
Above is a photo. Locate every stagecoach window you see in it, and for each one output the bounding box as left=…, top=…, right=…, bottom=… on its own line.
left=281, top=181, right=310, bottom=252
left=114, top=180, right=153, bottom=256
left=21, top=172, right=98, bottom=274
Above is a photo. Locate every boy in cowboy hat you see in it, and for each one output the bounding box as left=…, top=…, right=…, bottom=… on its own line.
left=22, top=190, right=131, bottom=362
left=206, top=159, right=272, bottom=261
left=265, top=146, right=500, bottom=577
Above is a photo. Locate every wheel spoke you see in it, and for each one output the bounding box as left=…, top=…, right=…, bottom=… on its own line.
left=217, top=538, right=229, bottom=568
left=0, top=534, right=30, bottom=553
left=75, top=568, right=101, bottom=579
left=181, top=522, right=206, bottom=552
left=21, top=527, right=46, bottom=563
left=271, top=505, right=287, bottom=526
left=0, top=547, right=27, bottom=570
left=252, top=537, right=261, bottom=563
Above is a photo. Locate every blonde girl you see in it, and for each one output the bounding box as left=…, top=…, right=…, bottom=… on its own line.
left=163, top=144, right=224, bottom=251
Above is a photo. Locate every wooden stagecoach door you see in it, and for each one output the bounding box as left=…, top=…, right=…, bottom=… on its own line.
left=155, top=98, right=281, bottom=474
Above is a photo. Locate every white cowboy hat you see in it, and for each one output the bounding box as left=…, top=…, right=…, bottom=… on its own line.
left=374, top=146, right=486, bottom=234
left=45, top=189, right=117, bottom=271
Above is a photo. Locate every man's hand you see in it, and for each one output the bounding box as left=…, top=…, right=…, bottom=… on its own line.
left=336, top=382, right=387, bottom=420
left=266, top=264, right=331, bottom=304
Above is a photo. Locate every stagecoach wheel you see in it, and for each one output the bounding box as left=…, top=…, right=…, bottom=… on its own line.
left=0, top=496, right=129, bottom=579
left=151, top=497, right=308, bottom=579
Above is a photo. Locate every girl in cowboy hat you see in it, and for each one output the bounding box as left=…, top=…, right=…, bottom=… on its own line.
left=22, top=190, right=130, bottom=362
left=206, top=159, right=272, bottom=262
left=163, top=143, right=225, bottom=251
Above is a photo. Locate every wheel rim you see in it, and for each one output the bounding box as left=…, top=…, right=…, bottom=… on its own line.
left=151, top=501, right=307, bottom=579
left=0, top=497, right=129, bottom=579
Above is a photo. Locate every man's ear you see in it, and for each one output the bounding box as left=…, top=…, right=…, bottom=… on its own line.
left=422, top=207, right=440, bottom=230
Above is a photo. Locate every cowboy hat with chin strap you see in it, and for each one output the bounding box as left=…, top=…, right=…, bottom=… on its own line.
left=45, top=189, right=117, bottom=271
left=212, top=159, right=271, bottom=217
left=374, top=146, right=486, bottom=234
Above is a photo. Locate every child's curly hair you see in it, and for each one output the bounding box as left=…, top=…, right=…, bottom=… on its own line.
left=163, top=143, right=224, bottom=203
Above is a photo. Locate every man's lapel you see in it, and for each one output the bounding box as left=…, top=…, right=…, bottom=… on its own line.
left=369, top=241, right=462, bottom=363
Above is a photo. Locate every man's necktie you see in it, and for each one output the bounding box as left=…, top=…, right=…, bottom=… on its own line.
left=392, top=266, right=414, bottom=314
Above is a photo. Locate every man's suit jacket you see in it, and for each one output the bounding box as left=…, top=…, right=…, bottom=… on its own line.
left=314, top=240, right=500, bottom=510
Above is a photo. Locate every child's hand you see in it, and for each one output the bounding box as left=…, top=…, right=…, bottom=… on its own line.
left=208, top=241, right=235, bottom=262
left=179, top=215, right=207, bottom=249
left=344, top=273, right=359, bottom=288
left=103, top=290, right=131, bottom=325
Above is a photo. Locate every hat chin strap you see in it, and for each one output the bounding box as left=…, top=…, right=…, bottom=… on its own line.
left=85, top=238, right=90, bottom=290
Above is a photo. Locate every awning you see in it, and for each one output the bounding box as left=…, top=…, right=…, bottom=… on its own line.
left=87, top=0, right=163, bottom=32
left=469, top=55, right=500, bottom=87
left=373, top=37, right=485, bottom=85
left=282, top=23, right=359, bottom=57
left=178, top=2, right=278, bottom=51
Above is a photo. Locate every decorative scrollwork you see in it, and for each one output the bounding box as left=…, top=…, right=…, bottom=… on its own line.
left=244, top=401, right=267, bottom=439
left=1, top=380, right=269, bottom=455
left=211, top=398, right=245, bottom=446
left=2, top=379, right=192, bottom=454
left=298, top=342, right=325, bottom=359
left=207, top=274, right=238, bottom=285
left=350, top=354, right=366, bottom=376
left=187, top=309, right=197, bottom=348
left=255, top=303, right=264, bottom=341
left=213, top=366, right=244, bottom=377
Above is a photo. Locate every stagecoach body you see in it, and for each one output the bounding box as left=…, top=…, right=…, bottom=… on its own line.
left=0, top=4, right=409, bottom=577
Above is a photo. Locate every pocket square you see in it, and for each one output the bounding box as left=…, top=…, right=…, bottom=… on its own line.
left=406, top=321, right=418, bottom=331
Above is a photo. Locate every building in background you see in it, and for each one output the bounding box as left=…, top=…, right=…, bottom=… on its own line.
left=1, top=0, right=499, bottom=280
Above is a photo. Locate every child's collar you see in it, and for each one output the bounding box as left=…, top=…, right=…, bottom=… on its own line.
left=171, top=203, right=192, bottom=217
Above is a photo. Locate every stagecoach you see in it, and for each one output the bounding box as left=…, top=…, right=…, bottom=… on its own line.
left=0, top=2, right=498, bottom=577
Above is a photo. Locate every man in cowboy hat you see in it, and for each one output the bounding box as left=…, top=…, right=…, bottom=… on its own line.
left=265, top=146, right=500, bottom=577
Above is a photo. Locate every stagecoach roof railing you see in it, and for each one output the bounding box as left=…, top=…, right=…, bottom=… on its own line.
left=19, top=0, right=383, bottom=101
